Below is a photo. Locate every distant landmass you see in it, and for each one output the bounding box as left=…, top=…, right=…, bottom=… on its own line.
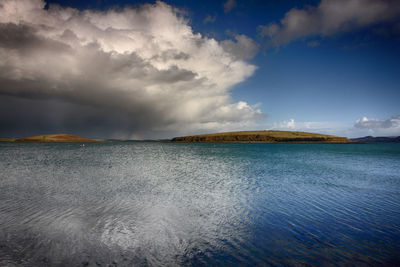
left=172, top=130, right=351, bottom=143
left=350, top=136, right=400, bottom=143
left=0, top=134, right=100, bottom=143
left=2, top=132, right=399, bottom=144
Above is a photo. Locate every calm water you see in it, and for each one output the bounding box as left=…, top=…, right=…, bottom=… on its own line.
left=0, top=142, right=400, bottom=266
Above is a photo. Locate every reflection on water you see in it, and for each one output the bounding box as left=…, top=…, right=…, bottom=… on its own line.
left=0, top=142, right=400, bottom=266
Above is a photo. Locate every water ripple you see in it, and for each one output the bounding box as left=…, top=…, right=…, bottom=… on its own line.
left=0, top=143, right=400, bottom=265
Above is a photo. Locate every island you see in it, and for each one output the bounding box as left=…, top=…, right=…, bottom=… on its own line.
left=0, top=134, right=100, bottom=143
left=171, top=130, right=352, bottom=143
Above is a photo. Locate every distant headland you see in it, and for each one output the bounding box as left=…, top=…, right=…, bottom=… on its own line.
left=350, top=136, right=400, bottom=143
left=171, top=130, right=351, bottom=143
left=0, top=134, right=100, bottom=143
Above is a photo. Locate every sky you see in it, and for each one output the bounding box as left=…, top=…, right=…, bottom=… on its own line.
left=0, top=0, right=399, bottom=139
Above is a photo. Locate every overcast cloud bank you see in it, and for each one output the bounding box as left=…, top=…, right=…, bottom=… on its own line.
left=0, top=0, right=263, bottom=138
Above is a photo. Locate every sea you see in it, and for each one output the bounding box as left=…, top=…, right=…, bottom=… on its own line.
left=0, top=142, right=399, bottom=266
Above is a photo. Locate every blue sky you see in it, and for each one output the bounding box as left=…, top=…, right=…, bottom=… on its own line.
left=0, top=0, right=399, bottom=138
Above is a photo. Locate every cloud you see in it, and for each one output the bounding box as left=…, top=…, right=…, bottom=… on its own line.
left=0, top=0, right=264, bottom=138
left=354, top=115, right=400, bottom=129
left=307, top=40, right=320, bottom=47
left=352, top=115, right=400, bottom=137
left=223, top=0, right=237, bottom=13
left=267, top=118, right=351, bottom=136
left=220, top=34, right=259, bottom=60
left=203, top=14, right=216, bottom=24
left=272, top=118, right=296, bottom=129
left=258, top=0, right=400, bottom=47
left=372, top=22, right=400, bottom=39
left=266, top=116, right=400, bottom=138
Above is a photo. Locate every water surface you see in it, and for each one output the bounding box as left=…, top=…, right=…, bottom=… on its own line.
left=0, top=142, right=400, bottom=266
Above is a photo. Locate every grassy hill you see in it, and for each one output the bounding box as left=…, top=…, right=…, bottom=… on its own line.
left=172, top=130, right=351, bottom=143
left=0, top=138, right=16, bottom=142
left=7, top=134, right=100, bottom=143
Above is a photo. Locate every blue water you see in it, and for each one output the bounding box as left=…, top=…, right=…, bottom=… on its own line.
left=0, top=142, right=400, bottom=266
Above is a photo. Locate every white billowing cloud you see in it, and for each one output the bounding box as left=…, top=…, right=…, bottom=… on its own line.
left=223, top=0, right=237, bottom=13
left=259, top=0, right=400, bottom=47
left=268, top=118, right=321, bottom=131
left=273, top=118, right=296, bottom=129
left=267, top=118, right=350, bottom=136
left=285, top=118, right=295, bottom=129
left=0, top=0, right=263, bottom=138
left=267, top=116, right=400, bottom=138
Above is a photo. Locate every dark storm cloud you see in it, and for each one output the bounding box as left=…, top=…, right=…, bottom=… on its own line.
left=0, top=0, right=263, bottom=138
left=0, top=95, right=168, bottom=139
left=0, top=23, right=41, bottom=49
